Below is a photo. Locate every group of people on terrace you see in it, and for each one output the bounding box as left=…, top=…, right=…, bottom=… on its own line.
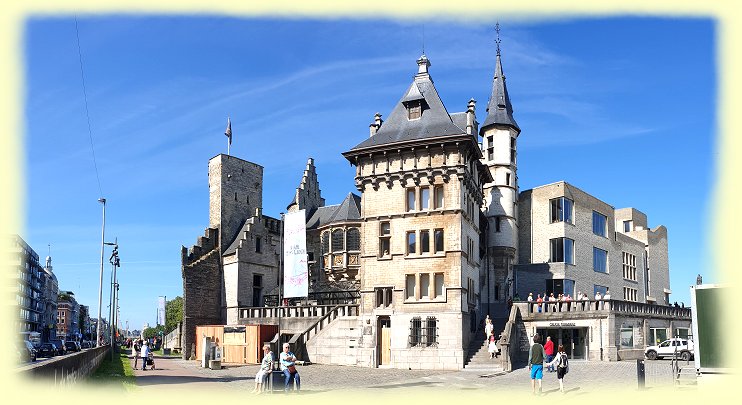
left=525, top=290, right=612, bottom=312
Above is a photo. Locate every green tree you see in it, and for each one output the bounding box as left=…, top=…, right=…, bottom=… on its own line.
left=165, top=296, right=183, bottom=333
left=142, top=325, right=165, bottom=339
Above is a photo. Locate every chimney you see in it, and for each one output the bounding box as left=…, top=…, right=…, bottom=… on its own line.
left=466, top=98, right=476, bottom=135
left=369, top=112, right=383, bottom=137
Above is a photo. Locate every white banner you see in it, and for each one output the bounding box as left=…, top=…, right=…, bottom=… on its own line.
left=157, top=296, right=166, bottom=326
left=283, top=210, right=308, bottom=298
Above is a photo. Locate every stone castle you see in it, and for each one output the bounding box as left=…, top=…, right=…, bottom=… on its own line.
left=181, top=45, right=689, bottom=370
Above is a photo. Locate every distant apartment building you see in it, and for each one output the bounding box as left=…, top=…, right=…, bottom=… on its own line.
left=9, top=235, right=45, bottom=334
left=41, top=255, right=59, bottom=342
left=57, top=291, right=80, bottom=340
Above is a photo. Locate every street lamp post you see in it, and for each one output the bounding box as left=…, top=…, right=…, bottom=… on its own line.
left=96, top=198, right=106, bottom=347
left=106, top=240, right=119, bottom=360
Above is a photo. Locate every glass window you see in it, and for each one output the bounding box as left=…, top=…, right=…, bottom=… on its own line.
left=593, top=211, right=607, bottom=237
left=434, top=273, right=444, bottom=298
left=593, top=247, right=608, bottom=273
left=409, top=317, right=421, bottom=346
left=549, top=197, right=574, bottom=224
left=406, top=275, right=415, bottom=300
left=623, top=220, right=633, bottom=232
left=406, top=189, right=416, bottom=211
left=563, top=279, right=575, bottom=298
left=420, top=230, right=430, bottom=253
left=549, top=237, right=574, bottom=264
left=421, top=187, right=430, bottom=210
left=434, top=185, right=444, bottom=209
left=407, top=232, right=416, bottom=255
left=420, top=274, right=430, bottom=299
left=347, top=228, right=361, bottom=251
left=255, top=237, right=261, bottom=253
left=620, top=327, right=634, bottom=348
left=434, top=229, right=444, bottom=253
left=332, top=229, right=344, bottom=252
left=593, top=285, right=608, bottom=297
left=380, top=222, right=390, bottom=235
left=495, top=216, right=501, bottom=232
left=408, top=101, right=422, bottom=120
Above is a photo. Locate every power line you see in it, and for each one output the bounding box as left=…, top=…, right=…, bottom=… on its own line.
left=74, top=16, right=103, bottom=198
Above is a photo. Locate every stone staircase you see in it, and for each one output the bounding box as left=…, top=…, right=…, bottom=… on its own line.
left=675, top=364, right=698, bottom=388
left=463, top=329, right=504, bottom=373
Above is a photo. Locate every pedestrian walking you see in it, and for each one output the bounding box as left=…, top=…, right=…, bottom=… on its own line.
left=487, top=333, right=498, bottom=359
left=544, top=336, right=555, bottom=372
left=545, top=344, right=569, bottom=393
left=251, top=344, right=274, bottom=394
left=133, top=339, right=141, bottom=368
left=484, top=317, right=494, bottom=341
left=528, top=334, right=545, bottom=395
left=140, top=341, right=150, bottom=371
left=279, top=343, right=300, bottom=392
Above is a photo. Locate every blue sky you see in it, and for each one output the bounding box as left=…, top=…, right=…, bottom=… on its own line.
left=23, top=16, right=715, bottom=331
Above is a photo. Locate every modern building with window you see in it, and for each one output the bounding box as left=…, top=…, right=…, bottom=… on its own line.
left=9, top=235, right=45, bottom=335
left=56, top=291, right=80, bottom=341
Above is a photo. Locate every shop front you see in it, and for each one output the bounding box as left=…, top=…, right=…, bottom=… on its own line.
left=536, top=322, right=589, bottom=360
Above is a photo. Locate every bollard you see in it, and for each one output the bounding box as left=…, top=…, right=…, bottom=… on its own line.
left=636, top=359, right=645, bottom=390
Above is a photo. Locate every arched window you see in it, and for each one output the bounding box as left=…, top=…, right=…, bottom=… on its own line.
left=347, top=228, right=361, bottom=251
left=321, top=231, right=330, bottom=254
left=331, top=229, right=344, bottom=252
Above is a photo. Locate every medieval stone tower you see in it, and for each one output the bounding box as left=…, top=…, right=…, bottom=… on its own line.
left=480, top=46, right=520, bottom=319
left=208, top=154, right=264, bottom=252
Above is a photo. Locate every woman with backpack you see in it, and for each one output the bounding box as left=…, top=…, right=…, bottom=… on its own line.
left=545, top=344, right=569, bottom=393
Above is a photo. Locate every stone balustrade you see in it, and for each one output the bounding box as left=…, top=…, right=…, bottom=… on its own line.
left=515, top=300, right=691, bottom=319
left=238, top=304, right=359, bottom=320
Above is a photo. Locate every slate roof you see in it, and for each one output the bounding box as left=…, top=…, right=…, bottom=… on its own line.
left=306, top=193, right=361, bottom=229
left=347, top=55, right=469, bottom=153
left=223, top=216, right=258, bottom=256
left=480, top=53, right=520, bottom=133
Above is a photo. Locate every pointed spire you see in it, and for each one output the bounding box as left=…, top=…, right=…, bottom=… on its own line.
left=480, top=25, right=520, bottom=134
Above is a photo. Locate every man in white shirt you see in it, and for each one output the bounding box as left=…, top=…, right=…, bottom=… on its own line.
left=140, top=341, right=150, bottom=371
left=279, top=343, right=300, bottom=392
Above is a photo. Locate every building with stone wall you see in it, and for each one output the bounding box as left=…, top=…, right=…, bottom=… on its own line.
left=515, top=181, right=670, bottom=306
left=180, top=42, right=686, bottom=369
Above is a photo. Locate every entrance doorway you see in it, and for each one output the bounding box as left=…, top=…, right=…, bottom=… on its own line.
left=377, top=317, right=391, bottom=366
left=536, top=327, right=588, bottom=360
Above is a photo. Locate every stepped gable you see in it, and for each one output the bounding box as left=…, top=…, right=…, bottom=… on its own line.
left=287, top=157, right=325, bottom=217
left=182, top=227, right=219, bottom=266
left=346, top=55, right=469, bottom=153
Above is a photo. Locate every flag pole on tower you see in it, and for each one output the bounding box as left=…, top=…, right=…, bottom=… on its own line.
left=225, top=116, right=232, bottom=156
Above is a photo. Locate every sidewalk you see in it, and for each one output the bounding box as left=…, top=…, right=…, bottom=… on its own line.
left=127, top=354, right=685, bottom=395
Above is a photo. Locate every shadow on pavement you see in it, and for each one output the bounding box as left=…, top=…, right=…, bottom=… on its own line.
left=135, top=375, right=252, bottom=386
left=367, top=381, right=438, bottom=389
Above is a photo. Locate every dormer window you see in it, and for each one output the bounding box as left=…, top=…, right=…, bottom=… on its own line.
left=408, top=100, right=422, bottom=120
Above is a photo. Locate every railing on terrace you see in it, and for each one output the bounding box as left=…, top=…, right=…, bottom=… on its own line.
left=263, top=290, right=360, bottom=307
left=515, top=300, right=691, bottom=318
left=239, top=303, right=359, bottom=320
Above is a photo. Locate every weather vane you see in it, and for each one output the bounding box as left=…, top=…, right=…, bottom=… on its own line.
left=495, top=22, right=501, bottom=56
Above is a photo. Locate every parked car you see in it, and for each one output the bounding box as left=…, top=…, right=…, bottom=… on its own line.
left=645, top=338, right=694, bottom=361
left=64, top=341, right=81, bottom=353
left=50, top=340, right=66, bottom=355
left=18, top=340, right=37, bottom=362
left=36, top=343, right=57, bottom=358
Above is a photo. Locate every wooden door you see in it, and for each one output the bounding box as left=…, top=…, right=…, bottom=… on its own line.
left=379, top=318, right=391, bottom=366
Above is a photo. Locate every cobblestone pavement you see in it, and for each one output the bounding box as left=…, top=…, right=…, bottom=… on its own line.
left=133, top=355, right=690, bottom=395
